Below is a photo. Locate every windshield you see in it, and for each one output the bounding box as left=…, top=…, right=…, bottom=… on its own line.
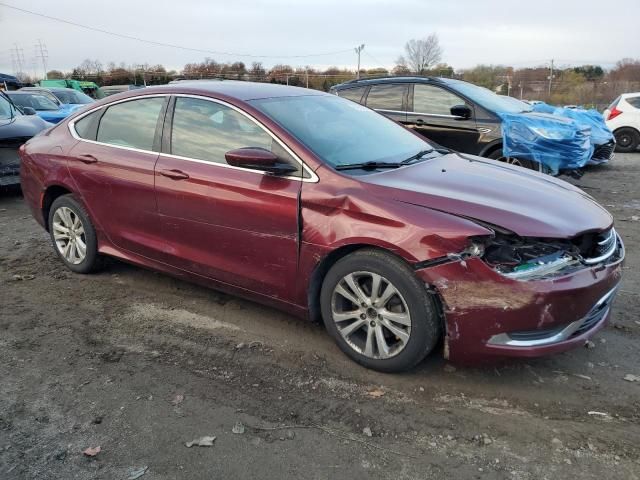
left=53, top=89, right=94, bottom=104
left=0, top=94, right=16, bottom=120
left=451, top=81, right=533, bottom=114
left=250, top=95, right=431, bottom=168
left=8, top=93, right=60, bottom=111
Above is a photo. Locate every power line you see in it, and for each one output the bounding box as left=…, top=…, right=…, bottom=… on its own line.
left=0, top=2, right=354, bottom=60
left=35, top=39, right=49, bottom=79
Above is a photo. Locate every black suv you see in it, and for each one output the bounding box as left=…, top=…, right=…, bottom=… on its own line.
left=330, top=76, right=613, bottom=171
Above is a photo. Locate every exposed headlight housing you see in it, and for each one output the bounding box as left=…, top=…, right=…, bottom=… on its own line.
left=529, top=126, right=574, bottom=140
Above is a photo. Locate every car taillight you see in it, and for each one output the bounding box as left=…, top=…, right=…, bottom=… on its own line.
left=607, top=107, right=622, bottom=121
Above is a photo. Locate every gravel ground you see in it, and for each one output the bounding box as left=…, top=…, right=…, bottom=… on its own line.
left=1, top=153, right=639, bottom=479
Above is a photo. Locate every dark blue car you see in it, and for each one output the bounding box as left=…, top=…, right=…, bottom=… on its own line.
left=0, top=91, right=51, bottom=186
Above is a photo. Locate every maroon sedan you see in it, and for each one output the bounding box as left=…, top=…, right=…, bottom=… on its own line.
left=19, top=81, right=624, bottom=372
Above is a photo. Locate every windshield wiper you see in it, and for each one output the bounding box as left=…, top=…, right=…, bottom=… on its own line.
left=334, top=161, right=401, bottom=171
left=400, top=149, right=434, bottom=165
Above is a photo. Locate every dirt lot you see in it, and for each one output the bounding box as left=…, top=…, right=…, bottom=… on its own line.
left=1, top=154, right=639, bottom=479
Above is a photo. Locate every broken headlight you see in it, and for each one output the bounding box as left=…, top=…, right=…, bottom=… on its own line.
left=476, top=230, right=581, bottom=280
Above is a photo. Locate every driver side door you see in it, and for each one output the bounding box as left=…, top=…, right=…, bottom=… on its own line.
left=154, top=96, right=305, bottom=300
left=406, top=84, right=480, bottom=153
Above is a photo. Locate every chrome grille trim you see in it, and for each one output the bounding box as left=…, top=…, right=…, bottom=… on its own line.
left=487, top=287, right=618, bottom=347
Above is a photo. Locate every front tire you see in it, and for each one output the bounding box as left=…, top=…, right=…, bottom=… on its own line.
left=48, top=194, right=103, bottom=274
left=487, top=148, right=541, bottom=171
left=614, top=128, right=640, bottom=153
left=320, top=249, right=441, bottom=372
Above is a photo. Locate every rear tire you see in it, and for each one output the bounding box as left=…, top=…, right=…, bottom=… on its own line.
left=48, top=194, right=104, bottom=274
left=320, top=249, right=441, bottom=373
left=614, top=128, right=640, bottom=153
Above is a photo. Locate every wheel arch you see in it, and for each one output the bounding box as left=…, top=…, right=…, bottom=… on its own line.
left=42, top=184, right=73, bottom=231
left=306, top=243, right=445, bottom=326
left=613, top=125, right=640, bottom=136
left=479, top=140, right=503, bottom=158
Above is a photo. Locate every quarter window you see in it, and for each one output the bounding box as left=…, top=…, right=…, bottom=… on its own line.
left=170, top=97, right=300, bottom=175
left=337, top=86, right=366, bottom=104
left=413, top=84, right=466, bottom=116
left=365, top=84, right=407, bottom=111
left=96, top=97, right=165, bottom=150
left=627, top=96, right=640, bottom=109
left=73, top=110, right=101, bottom=140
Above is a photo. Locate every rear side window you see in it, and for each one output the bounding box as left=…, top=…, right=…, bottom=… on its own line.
left=365, top=84, right=407, bottom=111
left=627, top=96, right=640, bottom=109
left=337, top=86, right=366, bottom=104
left=170, top=97, right=302, bottom=175
left=413, top=84, right=465, bottom=115
left=96, top=97, right=165, bottom=150
left=73, top=110, right=101, bottom=140
left=607, top=96, right=620, bottom=111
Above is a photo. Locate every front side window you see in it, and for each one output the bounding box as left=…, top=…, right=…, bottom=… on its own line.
left=337, top=86, right=366, bottom=104
left=251, top=95, right=431, bottom=169
left=413, top=84, right=466, bottom=115
left=170, top=97, right=299, bottom=174
left=96, top=97, right=165, bottom=150
left=365, top=84, right=407, bottom=111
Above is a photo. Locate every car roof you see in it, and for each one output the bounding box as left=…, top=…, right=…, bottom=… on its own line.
left=621, top=92, right=640, bottom=98
left=332, top=76, right=459, bottom=90
left=139, top=80, right=328, bottom=101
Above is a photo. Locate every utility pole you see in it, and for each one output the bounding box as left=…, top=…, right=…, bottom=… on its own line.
left=355, top=44, right=365, bottom=79
left=35, top=39, right=49, bottom=80
left=548, top=59, right=554, bottom=97
left=305, top=68, right=309, bottom=88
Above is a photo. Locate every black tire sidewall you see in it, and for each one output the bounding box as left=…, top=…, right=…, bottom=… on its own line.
left=614, top=128, right=639, bottom=153
left=320, top=250, right=440, bottom=373
left=48, top=195, right=101, bottom=274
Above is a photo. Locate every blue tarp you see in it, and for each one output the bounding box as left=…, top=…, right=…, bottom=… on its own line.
left=499, top=111, right=593, bottom=175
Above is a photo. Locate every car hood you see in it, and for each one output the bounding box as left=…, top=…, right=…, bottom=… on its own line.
left=0, top=114, right=49, bottom=141
left=361, top=153, right=612, bottom=238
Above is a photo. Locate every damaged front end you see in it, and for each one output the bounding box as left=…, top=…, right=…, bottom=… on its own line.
left=414, top=222, right=624, bottom=363
left=475, top=225, right=622, bottom=281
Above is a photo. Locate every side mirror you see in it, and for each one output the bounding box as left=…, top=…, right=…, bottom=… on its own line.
left=225, top=147, right=298, bottom=176
left=450, top=104, right=471, bottom=119
left=22, top=106, right=37, bottom=116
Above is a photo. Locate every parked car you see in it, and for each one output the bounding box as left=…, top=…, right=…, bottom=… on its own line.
left=20, top=87, right=95, bottom=108
left=0, top=91, right=50, bottom=186
left=19, top=82, right=624, bottom=372
left=101, top=85, right=145, bottom=97
left=5, top=91, right=82, bottom=124
left=330, top=77, right=614, bottom=173
left=603, top=93, right=640, bottom=152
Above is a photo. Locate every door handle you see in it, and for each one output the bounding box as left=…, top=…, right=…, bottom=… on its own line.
left=160, top=169, right=190, bottom=180
left=415, top=119, right=425, bottom=125
left=78, top=154, right=98, bottom=164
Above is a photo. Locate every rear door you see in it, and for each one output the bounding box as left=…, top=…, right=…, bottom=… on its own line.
left=154, top=95, right=305, bottom=299
left=66, top=95, right=168, bottom=259
left=363, top=83, right=408, bottom=124
left=406, top=83, right=480, bottom=152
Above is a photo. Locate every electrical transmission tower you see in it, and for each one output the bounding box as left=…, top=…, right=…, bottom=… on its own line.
left=11, top=44, right=26, bottom=77
left=35, top=39, right=49, bottom=80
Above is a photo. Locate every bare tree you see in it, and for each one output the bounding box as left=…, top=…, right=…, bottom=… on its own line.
left=396, top=34, right=443, bottom=75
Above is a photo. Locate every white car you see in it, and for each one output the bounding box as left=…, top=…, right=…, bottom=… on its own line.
left=604, top=93, right=640, bottom=152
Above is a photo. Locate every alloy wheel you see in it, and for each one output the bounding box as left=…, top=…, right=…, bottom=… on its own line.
left=331, top=271, right=411, bottom=359
left=52, top=206, right=87, bottom=265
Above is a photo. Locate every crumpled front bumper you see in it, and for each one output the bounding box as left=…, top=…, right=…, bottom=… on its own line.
left=415, top=236, right=624, bottom=364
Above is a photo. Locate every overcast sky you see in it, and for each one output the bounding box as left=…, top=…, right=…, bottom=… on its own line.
left=1, top=0, right=638, bottom=77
